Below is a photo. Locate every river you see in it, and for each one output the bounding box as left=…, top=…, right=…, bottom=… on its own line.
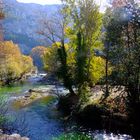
left=0, top=75, right=134, bottom=140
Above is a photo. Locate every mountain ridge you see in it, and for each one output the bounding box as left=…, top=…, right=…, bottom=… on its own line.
left=3, top=0, right=59, bottom=54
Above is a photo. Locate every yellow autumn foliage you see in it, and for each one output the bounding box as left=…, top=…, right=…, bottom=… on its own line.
left=89, top=56, right=105, bottom=84
left=0, top=41, right=34, bottom=85
left=31, top=46, right=48, bottom=69
left=43, top=42, right=106, bottom=85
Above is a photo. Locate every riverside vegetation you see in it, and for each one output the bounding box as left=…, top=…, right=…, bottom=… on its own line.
left=0, top=0, right=140, bottom=140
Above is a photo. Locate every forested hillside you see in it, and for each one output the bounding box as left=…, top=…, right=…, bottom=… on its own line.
left=3, top=0, right=59, bottom=54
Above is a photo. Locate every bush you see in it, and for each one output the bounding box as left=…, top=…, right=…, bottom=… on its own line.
left=76, top=104, right=105, bottom=129
left=57, top=94, right=79, bottom=116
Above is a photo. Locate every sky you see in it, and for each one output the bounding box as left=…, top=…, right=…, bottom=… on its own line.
left=17, top=0, right=62, bottom=5
left=17, top=0, right=109, bottom=12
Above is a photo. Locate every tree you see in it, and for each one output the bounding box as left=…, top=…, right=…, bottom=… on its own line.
left=102, top=7, right=115, bottom=98
left=43, top=42, right=70, bottom=74
left=0, top=41, right=34, bottom=85
left=62, top=0, right=103, bottom=103
left=31, top=46, right=48, bottom=70
left=42, top=0, right=105, bottom=103
left=21, top=55, right=34, bottom=76
left=39, top=6, right=75, bottom=95
left=104, top=0, right=140, bottom=128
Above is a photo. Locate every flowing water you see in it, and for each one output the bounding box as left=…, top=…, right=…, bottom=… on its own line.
left=0, top=76, right=134, bottom=140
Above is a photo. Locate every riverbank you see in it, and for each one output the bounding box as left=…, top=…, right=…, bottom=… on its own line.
left=0, top=78, right=136, bottom=140
left=0, top=135, right=29, bottom=140
left=0, top=133, right=29, bottom=140
left=57, top=85, right=139, bottom=139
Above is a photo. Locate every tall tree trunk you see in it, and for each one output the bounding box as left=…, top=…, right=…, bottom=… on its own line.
left=105, top=58, right=109, bottom=98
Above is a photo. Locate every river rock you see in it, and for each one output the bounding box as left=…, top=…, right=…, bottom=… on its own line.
left=21, top=137, right=29, bottom=140
left=0, top=129, right=3, bottom=134
left=0, top=133, right=29, bottom=140
left=10, top=134, right=21, bottom=138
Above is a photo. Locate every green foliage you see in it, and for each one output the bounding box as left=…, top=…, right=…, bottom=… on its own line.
left=43, top=0, right=105, bottom=103
left=43, top=42, right=75, bottom=94
left=57, top=45, right=74, bottom=93
left=79, top=82, right=91, bottom=105
left=61, top=0, right=104, bottom=99
left=53, top=133, right=93, bottom=140
left=64, top=0, right=103, bottom=87
left=104, top=1, right=140, bottom=116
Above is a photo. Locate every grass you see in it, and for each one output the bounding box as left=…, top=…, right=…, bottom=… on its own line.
left=0, top=86, right=22, bottom=94
left=53, top=132, right=93, bottom=140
